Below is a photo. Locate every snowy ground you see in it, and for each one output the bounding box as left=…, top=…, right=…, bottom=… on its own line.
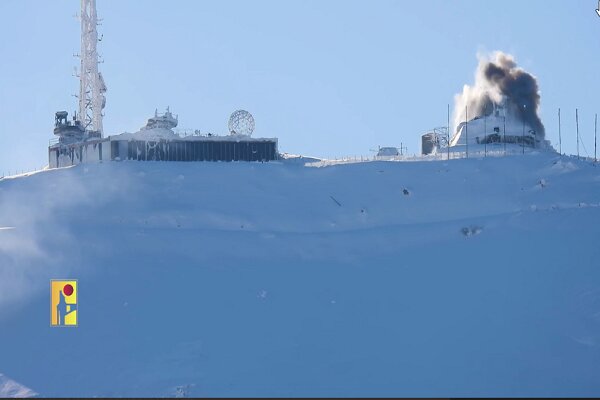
left=1, top=152, right=600, bottom=397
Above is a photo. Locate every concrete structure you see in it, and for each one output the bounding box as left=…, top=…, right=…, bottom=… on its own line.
left=421, top=133, right=437, bottom=155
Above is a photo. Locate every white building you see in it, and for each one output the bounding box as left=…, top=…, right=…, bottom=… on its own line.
left=449, top=103, right=551, bottom=153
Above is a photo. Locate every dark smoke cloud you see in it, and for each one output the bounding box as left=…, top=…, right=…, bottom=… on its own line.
left=454, top=52, right=545, bottom=138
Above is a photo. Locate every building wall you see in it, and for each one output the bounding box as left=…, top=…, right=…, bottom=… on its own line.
left=113, top=140, right=277, bottom=162
left=50, top=138, right=278, bottom=168
left=49, top=139, right=109, bottom=168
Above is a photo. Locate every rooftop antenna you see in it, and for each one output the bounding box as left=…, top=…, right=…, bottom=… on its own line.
left=78, top=0, right=107, bottom=136
left=399, top=142, right=408, bottom=156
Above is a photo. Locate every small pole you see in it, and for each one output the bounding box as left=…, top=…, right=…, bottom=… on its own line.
left=447, top=104, right=450, bottom=161
left=503, top=112, right=507, bottom=155
left=522, top=105, right=526, bottom=155
left=465, top=105, right=469, bottom=158
left=558, top=108, right=562, bottom=154
left=595, top=113, right=597, bottom=163
left=484, top=104, right=487, bottom=157
left=576, top=108, right=580, bottom=160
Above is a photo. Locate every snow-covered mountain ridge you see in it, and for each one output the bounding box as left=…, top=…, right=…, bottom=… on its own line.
left=1, top=152, right=599, bottom=397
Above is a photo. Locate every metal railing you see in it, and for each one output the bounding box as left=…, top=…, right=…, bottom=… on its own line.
left=0, top=165, right=49, bottom=180
left=302, top=147, right=582, bottom=167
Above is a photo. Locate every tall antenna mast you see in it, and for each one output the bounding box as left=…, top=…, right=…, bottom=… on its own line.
left=78, top=0, right=107, bottom=136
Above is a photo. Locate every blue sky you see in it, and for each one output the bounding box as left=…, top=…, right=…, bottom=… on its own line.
left=0, top=0, right=599, bottom=173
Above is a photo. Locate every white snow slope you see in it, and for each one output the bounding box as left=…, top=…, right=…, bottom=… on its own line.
left=0, top=152, right=600, bottom=397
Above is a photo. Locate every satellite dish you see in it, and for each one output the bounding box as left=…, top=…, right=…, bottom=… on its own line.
left=228, top=110, right=255, bottom=136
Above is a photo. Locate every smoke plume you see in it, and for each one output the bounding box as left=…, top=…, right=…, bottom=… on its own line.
left=453, top=51, right=545, bottom=138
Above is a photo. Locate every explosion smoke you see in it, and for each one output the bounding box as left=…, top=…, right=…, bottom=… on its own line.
left=453, top=51, right=545, bottom=139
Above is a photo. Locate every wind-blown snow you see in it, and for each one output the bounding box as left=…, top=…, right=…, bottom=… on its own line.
left=0, top=374, right=37, bottom=398
left=0, top=153, right=599, bottom=397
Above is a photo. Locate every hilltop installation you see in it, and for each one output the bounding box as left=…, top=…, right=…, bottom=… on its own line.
left=49, top=0, right=278, bottom=168
left=48, top=3, right=554, bottom=166
left=50, top=108, right=278, bottom=167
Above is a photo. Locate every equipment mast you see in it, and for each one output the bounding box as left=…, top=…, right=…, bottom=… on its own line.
left=78, top=0, right=106, bottom=135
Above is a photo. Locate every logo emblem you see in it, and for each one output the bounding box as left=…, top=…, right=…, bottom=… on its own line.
left=50, top=280, right=78, bottom=327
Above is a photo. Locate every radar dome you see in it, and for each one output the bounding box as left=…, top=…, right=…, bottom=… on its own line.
left=228, top=110, right=255, bottom=136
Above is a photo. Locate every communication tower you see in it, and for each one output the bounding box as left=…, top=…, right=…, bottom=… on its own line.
left=78, top=0, right=107, bottom=136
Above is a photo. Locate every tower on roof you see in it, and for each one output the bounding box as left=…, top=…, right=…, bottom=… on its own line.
left=78, top=0, right=107, bottom=136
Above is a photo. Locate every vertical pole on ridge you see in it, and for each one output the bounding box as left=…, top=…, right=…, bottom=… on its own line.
left=522, top=104, right=526, bottom=155
left=576, top=108, right=580, bottom=160
left=558, top=108, right=562, bottom=155
left=484, top=104, right=487, bottom=157
left=465, top=105, right=468, bottom=159
left=447, top=104, right=450, bottom=161
left=503, top=106, right=507, bottom=155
